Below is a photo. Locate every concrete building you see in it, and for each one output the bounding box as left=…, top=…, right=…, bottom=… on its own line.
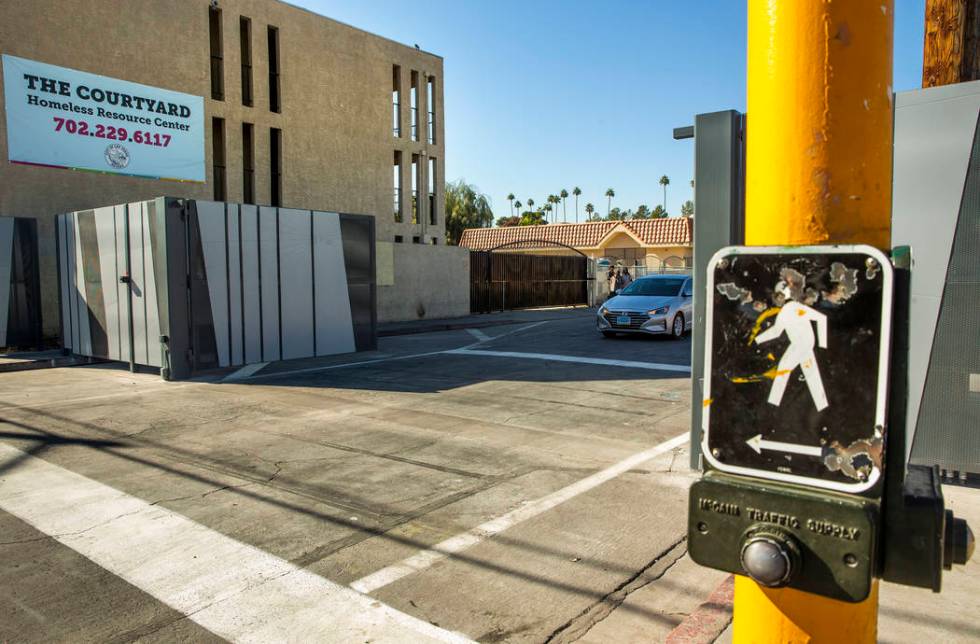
left=0, top=0, right=466, bottom=338
left=458, top=218, right=694, bottom=272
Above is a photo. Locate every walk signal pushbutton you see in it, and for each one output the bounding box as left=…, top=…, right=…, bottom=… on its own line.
left=740, top=533, right=798, bottom=587
left=688, top=245, right=973, bottom=602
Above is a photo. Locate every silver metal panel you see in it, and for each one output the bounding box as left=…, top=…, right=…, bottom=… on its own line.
left=141, top=202, right=162, bottom=368
left=227, top=204, right=243, bottom=366
left=114, top=205, right=131, bottom=363
left=128, top=202, right=148, bottom=365
left=196, top=200, right=230, bottom=368
left=57, top=215, right=72, bottom=350
left=94, top=207, right=120, bottom=361
left=241, top=205, right=262, bottom=364
left=278, top=208, right=315, bottom=360
left=72, top=213, right=91, bottom=356
left=892, top=81, right=980, bottom=463
left=313, top=211, right=356, bottom=356
left=689, top=110, right=745, bottom=470
left=66, top=214, right=80, bottom=351
left=0, top=218, right=14, bottom=347
left=259, top=206, right=280, bottom=360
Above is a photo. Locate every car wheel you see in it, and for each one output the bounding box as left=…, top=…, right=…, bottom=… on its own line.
left=601, top=331, right=617, bottom=338
left=671, top=313, right=685, bottom=339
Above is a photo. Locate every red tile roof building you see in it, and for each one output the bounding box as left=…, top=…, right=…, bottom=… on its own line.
left=458, top=217, right=693, bottom=269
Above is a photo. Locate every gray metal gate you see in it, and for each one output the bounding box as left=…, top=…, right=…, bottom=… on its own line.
left=57, top=197, right=376, bottom=379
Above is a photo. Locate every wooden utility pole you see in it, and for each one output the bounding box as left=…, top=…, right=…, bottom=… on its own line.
left=923, top=0, right=980, bottom=86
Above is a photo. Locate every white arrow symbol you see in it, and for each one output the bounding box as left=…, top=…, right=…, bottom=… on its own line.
left=746, top=434, right=823, bottom=457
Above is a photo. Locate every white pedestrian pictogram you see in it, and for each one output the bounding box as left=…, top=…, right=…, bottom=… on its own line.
left=755, top=285, right=828, bottom=411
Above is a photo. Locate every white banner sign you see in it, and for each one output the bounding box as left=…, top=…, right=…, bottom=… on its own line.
left=2, top=54, right=204, bottom=182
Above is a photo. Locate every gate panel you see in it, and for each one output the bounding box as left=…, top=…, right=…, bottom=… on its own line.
left=113, top=205, right=131, bottom=363
left=278, top=208, right=315, bottom=360
left=241, top=204, right=262, bottom=364
left=196, top=200, right=230, bottom=368
left=94, top=207, right=120, bottom=361
left=470, top=250, right=588, bottom=312
left=314, top=212, right=357, bottom=355
left=0, top=218, right=41, bottom=348
left=227, top=204, right=244, bottom=366
left=259, top=206, right=281, bottom=361
left=0, top=218, right=13, bottom=347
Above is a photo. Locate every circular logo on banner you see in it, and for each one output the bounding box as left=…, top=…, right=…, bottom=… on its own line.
left=104, top=144, right=130, bottom=169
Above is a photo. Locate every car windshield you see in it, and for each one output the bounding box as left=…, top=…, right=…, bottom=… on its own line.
left=618, top=278, right=685, bottom=297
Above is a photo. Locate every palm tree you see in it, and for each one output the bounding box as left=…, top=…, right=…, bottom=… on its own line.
left=543, top=203, right=552, bottom=223
left=585, top=202, right=595, bottom=221
left=514, top=200, right=522, bottom=215
left=572, top=187, right=581, bottom=222
left=605, top=188, right=615, bottom=216
left=560, top=189, right=569, bottom=223
left=507, top=193, right=515, bottom=218
left=547, top=195, right=557, bottom=221
left=527, top=197, right=535, bottom=213
left=659, top=175, right=670, bottom=214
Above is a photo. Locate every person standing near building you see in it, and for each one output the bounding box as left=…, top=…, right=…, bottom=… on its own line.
left=622, top=268, right=633, bottom=287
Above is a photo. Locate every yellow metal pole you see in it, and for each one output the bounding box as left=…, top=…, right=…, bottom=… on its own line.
left=738, top=1, right=894, bottom=642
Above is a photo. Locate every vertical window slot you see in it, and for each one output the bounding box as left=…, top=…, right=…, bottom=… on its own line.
left=240, top=17, right=253, bottom=106
left=427, top=76, right=436, bottom=144
left=428, top=157, right=437, bottom=225
left=268, top=26, right=281, bottom=113
left=410, top=71, right=418, bottom=141
left=209, top=6, right=224, bottom=100
left=392, top=65, right=401, bottom=137
left=270, top=128, right=282, bottom=206
left=411, top=154, right=419, bottom=224
left=212, top=117, right=226, bottom=200
left=393, top=151, right=402, bottom=222
left=242, top=123, right=254, bottom=204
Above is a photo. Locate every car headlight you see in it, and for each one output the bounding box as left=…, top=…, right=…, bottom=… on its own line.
left=648, top=305, right=670, bottom=316
left=599, top=306, right=609, bottom=316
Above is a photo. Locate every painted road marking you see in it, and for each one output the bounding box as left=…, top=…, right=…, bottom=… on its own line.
left=0, top=443, right=472, bottom=644
left=222, top=361, right=269, bottom=382
left=244, top=350, right=447, bottom=381
left=465, top=328, right=491, bottom=342
left=445, top=348, right=692, bottom=373
left=350, top=431, right=690, bottom=594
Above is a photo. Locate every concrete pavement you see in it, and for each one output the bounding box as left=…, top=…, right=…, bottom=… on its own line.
left=0, top=314, right=716, bottom=642
left=3, top=310, right=976, bottom=642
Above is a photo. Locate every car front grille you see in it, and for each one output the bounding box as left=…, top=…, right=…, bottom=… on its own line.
left=604, top=311, right=649, bottom=329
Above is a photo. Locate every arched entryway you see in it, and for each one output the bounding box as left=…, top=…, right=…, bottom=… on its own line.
left=470, top=240, right=594, bottom=313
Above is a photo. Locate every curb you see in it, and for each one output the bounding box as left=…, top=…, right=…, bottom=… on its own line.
left=0, top=355, right=104, bottom=374
left=665, top=574, right=734, bottom=644
left=378, top=310, right=595, bottom=337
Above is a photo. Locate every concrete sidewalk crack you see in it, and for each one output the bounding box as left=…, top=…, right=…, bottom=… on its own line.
left=543, top=537, right=688, bottom=644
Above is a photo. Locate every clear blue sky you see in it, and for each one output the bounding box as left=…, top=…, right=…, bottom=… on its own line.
left=296, top=0, right=927, bottom=221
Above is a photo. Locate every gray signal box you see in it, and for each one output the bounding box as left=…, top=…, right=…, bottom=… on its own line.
left=892, top=80, right=980, bottom=481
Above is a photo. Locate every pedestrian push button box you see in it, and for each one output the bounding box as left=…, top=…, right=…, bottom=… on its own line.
left=690, top=245, right=893, bottom=602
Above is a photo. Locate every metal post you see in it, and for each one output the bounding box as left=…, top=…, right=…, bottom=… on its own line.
left=736, top=1, right=894, bottom=641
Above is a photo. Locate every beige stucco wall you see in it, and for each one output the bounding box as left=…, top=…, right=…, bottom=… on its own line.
left=601, top=231, right=642, bottom=249
left=646, top=247, right=693, bottom=267
left=0, top=0, right=445, bottom=335
left=378, top=243, right=469, bottom=322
